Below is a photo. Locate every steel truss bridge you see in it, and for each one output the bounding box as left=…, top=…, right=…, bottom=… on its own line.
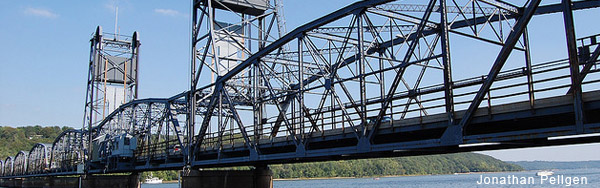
left=1, top=0, right=600, bottom=178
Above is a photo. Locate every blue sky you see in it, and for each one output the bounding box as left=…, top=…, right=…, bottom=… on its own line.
left=0, top=0, right=599, bottom=161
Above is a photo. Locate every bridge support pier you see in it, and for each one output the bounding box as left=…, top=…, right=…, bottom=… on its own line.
left=0, top=174, right=140, bottom=188
left=181, top=166, right=273, bottom=188
left=81, top=173, right=140, bottom=188
left=0, top=178, right=22, bottom=187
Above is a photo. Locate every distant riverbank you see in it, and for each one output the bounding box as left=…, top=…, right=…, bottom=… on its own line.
left=273, top=170, right=520, bottom=181
left=269, top=153, right=522, bottom=179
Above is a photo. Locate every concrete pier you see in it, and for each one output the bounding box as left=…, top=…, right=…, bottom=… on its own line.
left=0, top=174, right=140, bottom=188
left=181, top=167, right=273, bottom=188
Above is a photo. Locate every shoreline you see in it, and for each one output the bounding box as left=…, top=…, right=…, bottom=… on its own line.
left=273, top=170, right=524, bottom=181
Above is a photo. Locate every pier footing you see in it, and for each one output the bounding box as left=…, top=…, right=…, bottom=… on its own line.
left=181, top=167, right=273, bottom=188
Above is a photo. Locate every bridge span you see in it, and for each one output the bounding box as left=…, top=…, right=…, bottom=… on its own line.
left=1, top=0, right=600, bottom=187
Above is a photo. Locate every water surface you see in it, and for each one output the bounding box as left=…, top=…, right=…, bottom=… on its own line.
left=142, top=168, right=600, bottom=188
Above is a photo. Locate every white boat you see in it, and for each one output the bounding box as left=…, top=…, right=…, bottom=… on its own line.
left=536, top=170, right=554, bottom=176
left=144, top=177, right=163, bottom=184
left=144, top=172, right=163, bottom=184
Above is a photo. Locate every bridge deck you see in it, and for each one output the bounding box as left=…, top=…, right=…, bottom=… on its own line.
left=187, top=90, right=600, bottom=168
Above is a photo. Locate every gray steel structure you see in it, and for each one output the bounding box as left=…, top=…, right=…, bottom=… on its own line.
left=1, top=0, right=600, bottom=178
left=82, top=27, right=141, bottom=173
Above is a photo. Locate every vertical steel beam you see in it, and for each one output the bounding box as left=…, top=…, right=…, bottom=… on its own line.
left=253, top=51, right=260, bottom=141
left=562, top=0, right=585, bottom=133
left=357, top=12, right=367, bottom=136
left=329, top=42, right=336, bottom=130
left=256, top=17, right=265, bottom=141
left=85, top=26, right=102, bottom=175
left=187, top=1, right=199, bottom=167
left=298, top=35, right=305, bottom=138
left=132, top=32, right=140, bottom=99
left=146, top=103, right=152, bottom=162
left=218, top=84, right=223, bottom=150
left=458, top=0, right=542, bottom=132
left=379, top=52, right=385, bottom=110
left=440, top=0, right=454, bottom=125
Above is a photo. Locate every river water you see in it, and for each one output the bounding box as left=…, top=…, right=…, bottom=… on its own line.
left=142, top=168, right=600, bottom=188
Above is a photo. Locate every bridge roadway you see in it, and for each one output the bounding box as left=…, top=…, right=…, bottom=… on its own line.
left=188, top=90, right=600, bottom=167
left=0, top=0, right=599, bottom=181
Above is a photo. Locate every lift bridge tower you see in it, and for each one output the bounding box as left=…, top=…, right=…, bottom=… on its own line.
left=82, top=26, right=140, bottom=160
left=188, top=0, right=287, bottom=165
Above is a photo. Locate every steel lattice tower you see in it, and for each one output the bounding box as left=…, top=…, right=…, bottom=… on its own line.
left=83, top=26, right=140, bottom=170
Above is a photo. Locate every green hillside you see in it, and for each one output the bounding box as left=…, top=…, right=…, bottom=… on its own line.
left=510, top=161, right=600, bottom=170
left=138, top=152, right=523, bottom=180
left=269, top=152, right=523, bottom=178
left=0, top=126, right=71, bottom=159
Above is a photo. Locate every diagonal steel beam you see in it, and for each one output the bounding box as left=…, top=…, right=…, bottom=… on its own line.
left=267, top=1, right=598, bottom=123
left=270, top=15, right=358, bottom=137
left=458, top=0, right=542, bottom=131
left=374, top=1, right=600, bottom=56
left=367, top=0, right=439, bottom=141
left=257, top=64, right=303, bottom=145
left=222, top=89, right=257, bottom=152
left=192, top=85, right=221, bottom=155
left=568, top=44, right=600, bottom=93
left=167, top=107, right=186, bottom=156
left=562, top=0, right=585, bottom=133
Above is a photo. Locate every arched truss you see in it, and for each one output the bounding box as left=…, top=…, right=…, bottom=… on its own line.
left=13, top=151, right=27, bottom=176
left=89, top=98, right=187, bottom=170
left=27, top=143, right=50, bottom=175
left=50, top=129, right=85, bottom=172
left=189, top=0, right=600, bottom=163
left=3, top=157, right=12, bottom=176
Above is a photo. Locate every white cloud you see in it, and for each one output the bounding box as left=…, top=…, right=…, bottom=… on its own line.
left=24, top=7, right=58, bottom=18
left=154, top=8, right=184, bottom=17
